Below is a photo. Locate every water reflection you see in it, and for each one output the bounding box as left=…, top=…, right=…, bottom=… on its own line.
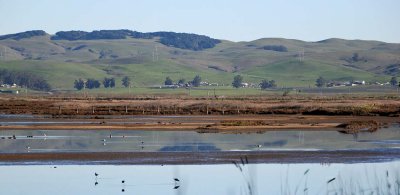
left=0, top=125, right=399, bottom=153
left=0, top=161, right=398, bottom=195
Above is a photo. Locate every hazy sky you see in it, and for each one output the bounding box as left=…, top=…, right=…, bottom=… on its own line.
left=0, top=0, right=399, bottom=42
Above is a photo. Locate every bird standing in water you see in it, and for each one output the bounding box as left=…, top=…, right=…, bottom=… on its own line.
left=173, top=178, right=180, bottom=189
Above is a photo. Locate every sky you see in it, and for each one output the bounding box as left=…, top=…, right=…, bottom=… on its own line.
left=0, top=0, right=399, bottom=43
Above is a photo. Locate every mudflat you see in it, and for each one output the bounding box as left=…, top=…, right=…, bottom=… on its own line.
left=0, top=95, right=399, bottom=131
left=1, top=150, right=400, bottom=164
left=0, top=115, right=397, bottom=132
left=0, top=95, right=399, bottom=164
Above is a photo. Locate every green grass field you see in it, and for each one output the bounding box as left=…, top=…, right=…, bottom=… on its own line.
left=241, top=60, right=389, bottom=87
left=0, top=60, right=108, bottom=89
left=0, top=35, right=399, bottom=95
left=0, top=58, right=390, bottom=89
left=65, top=86, right=284, bottom=97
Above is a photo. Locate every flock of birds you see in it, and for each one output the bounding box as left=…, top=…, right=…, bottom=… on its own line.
left=94, top=172, right=180, bottom=192
left=18, top=132, right=145, bottom=151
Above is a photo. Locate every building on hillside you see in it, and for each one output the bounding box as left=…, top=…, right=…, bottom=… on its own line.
left=352, top=80, right=365, bottom=85
left=241, top=82, right=249, bottom=88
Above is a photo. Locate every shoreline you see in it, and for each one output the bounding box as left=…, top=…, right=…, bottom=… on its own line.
left=1, top=150, right=399, bottom=165
left=0, top=115, right=397, bottom=131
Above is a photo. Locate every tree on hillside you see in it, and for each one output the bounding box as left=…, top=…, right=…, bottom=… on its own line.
left=103, top=77, right=115, bottom=88
left=103, top=78, right=110, bottom=88
left=260, top=79, right=277, bottom=89
left=315, top=76, right=326, bottom=88
left=86, top=79, right=101, bottom=89
left=0, top=69, right=51, bottom=91
left=260, top=45, right=288, bottom=52
left=122, top=76, right=131, bottom=88
left=178, top=78, right=186, bottom=85
left=74, top=79, right=85, bottom=90
left=191, top=75, right=202, bottom=87
left=390, top=77, right=397, bottom=86
left=352, top=53, right=359, bottom=62
left=164, top=77, right=173, bottom=85
left=232, top=75, right=243, bottom=88
left=110, top=78, right=115, bottom=88
left=51, top=30, right=221, bottom=50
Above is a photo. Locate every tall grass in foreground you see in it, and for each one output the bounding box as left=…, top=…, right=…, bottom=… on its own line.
left=233, top=160, right=400, bottom=195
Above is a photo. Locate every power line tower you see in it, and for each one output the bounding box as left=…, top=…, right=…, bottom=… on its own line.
left=4, top=46, right=7, bottom=61
left=155, top=46, right=159, bottom=61
left=298, top=49, right=305, bottom=62
left=0, top=46, right=5, bottom=60
left=152, top=46, right=159, bottom=62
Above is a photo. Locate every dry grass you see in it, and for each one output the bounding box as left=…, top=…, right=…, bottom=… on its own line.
left=337, top=120, right=380, bottom=134
left=0, top=95, right=400, bottom=116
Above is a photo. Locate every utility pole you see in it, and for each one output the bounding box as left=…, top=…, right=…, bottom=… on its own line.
left=155, top=46, right=159, bottom=61
left=152, top=46, right=159, bottom=62
left=213, top=88, right=216, bottom=98
left=83, top=79, right=87, bottom=98
left=1, top=46, right=6, bottom=61
left=298, top=49, right=305, bottom=62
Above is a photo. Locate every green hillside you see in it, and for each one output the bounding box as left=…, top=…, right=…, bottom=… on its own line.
left=241, top=60, right=386, bottom=87
left=0, top=30, right=399, bottom=92
left=0, top=61, right=107, bottom=89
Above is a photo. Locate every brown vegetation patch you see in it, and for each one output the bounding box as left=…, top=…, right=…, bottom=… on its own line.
left=337, top=120, right=380, bottom=134
left=219, top=120, right=267, bottom=126
left=0, top=96, right=400, bottom=117
left=197, top=128, right=267, bottom=134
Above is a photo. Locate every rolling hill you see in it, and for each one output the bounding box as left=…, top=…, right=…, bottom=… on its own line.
left=0, top=30, right=399, bottom=90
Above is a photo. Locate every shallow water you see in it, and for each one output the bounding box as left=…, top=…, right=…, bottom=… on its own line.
left=0, top=161, right=398, bottom=195
left=0, top=116, right=399, bottom=194
left=0, top=124, right=399, bottom=153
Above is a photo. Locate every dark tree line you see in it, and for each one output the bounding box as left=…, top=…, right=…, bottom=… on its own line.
left=74, top=77, right=124, bottom=90
left=259, top=45, right=288, bottom=52
left=232, top=75, right=277, bottom=89
left=0, top=69, right=51, bottom=91
left=163, top=75, right=202, bottom=87
left=52, top=30, right=134, bottom=40
left=260, top=79, right=276, bottom=89
left=73, top=78, right=103, bottom=90
left=153, top=32, right=221, bottom=51
left=103, top=77, right=115, bottom=88
left=51, top=30, right=221, bottom=51
left=85, top=79, right=101, bottom=89
left=2, top=30, right=220, bottom=50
